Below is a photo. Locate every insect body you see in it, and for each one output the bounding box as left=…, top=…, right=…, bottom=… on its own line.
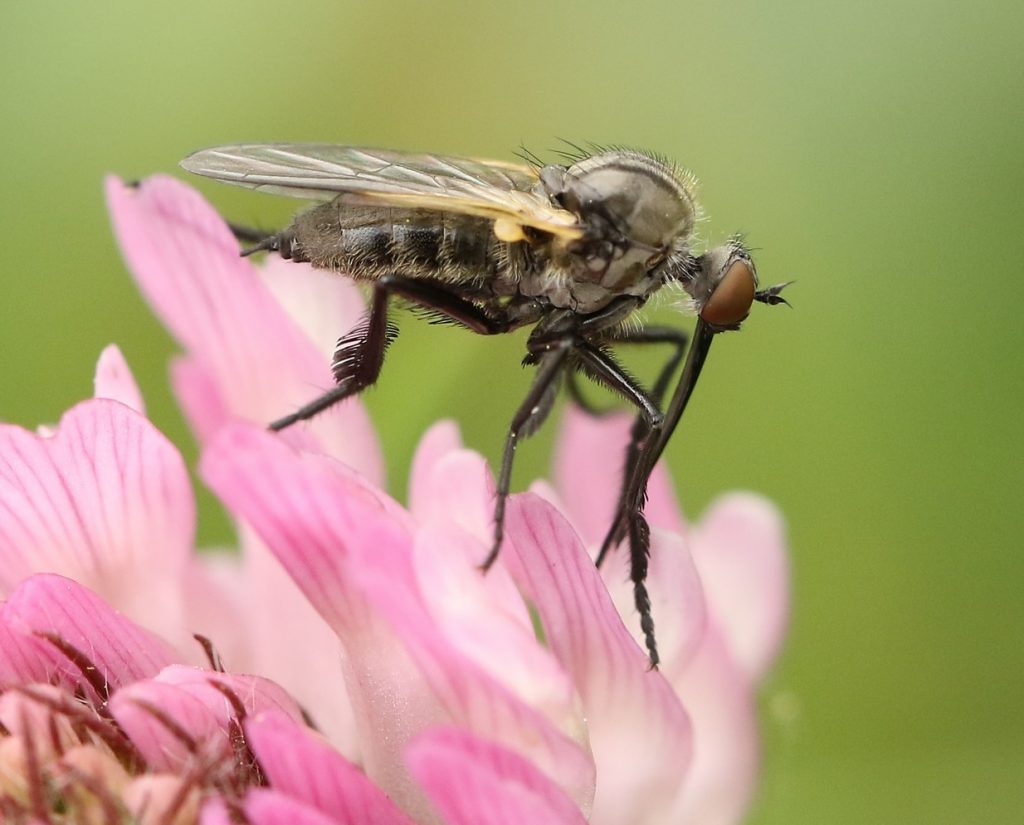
left=181, top=143, right=789, bottom=666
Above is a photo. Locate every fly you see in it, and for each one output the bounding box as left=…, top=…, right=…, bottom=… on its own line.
left=180, top=142, right=791, bottom=667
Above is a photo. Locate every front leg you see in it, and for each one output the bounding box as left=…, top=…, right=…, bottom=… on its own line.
left=485, top=319, right=669, bottom=667
left=565, top=325, right=688, bottom=418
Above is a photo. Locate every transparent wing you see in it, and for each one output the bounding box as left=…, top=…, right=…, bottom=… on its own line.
left=181, top=143, right=583, bottom=239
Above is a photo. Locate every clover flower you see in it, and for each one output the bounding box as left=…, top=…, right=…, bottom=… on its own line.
left=0, top=176, right=788, bottom=824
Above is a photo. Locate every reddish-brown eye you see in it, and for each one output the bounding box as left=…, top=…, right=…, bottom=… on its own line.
left=700, top=260, right=756, bottom=326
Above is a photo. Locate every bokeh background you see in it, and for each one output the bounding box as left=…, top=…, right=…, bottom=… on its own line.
left=2, top=2, right=1021, bottom=822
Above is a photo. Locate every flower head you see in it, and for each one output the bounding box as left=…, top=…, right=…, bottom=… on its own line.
left=0, top=175, right=788, bottom=824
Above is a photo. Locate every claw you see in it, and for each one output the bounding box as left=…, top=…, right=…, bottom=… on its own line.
left=755, top=280, right=794, bottom=307
left=239, top=235, right=280, bottom=258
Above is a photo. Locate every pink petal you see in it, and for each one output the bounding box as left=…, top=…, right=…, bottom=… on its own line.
left=201, top=424, right=595, bottom=817
left=199, top=798, right=233, bottom=825
left=244, top=789, right=348, bottom=825
left=0, top=685, right=82, bottom=763
left=596, top=526, right=708, bottom=676
left=105, top=175, right=383, bottom=483
left=51, top=744, right=130, bottom=792
left=169, top=356, right=231, bottom=446
left=110, top=680, right=224, bottom=770
left=407, top=727, right=587, bottom=825
left=93, top=344, right=145, bottom=415
left=246, top=710, right=413, bottom=825
left=123, top=773, right=200, bottom=824
left=2, top=575, right=178, bottom=695
left=0, top=399, right=194, bottom=641
left=0, top=613, right=65, bottom=686
left=201, top=424, right=412, bottom=634
left=411, top=523, right=574, bottom=717
left=503, top=494, right=692, bottom=825
left=407, top=426, right=598, bottom=712
left=232, top=526, right=357, bottom=751
left=177, top=554, right=252, bottom=680
left=258, top=255, right=366, bottom=366
left=407, top=420, right=464, bottom=520
left=668, top=627, right=759, bottom=825
left=153, top=664, right=305, bottom=725
left=553, top=406, right=684, bottom=546
left=691, top=493, right=789, bottom=680
left=171, top=356, right=340, bottom=467
left=409, top=446, right=494, bottom=542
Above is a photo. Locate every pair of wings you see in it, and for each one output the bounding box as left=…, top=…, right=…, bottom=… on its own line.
left=180, top=143, right=584, bottom=240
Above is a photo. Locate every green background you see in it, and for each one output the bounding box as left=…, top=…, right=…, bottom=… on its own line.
left=2, top=2, right=1021, bottom=822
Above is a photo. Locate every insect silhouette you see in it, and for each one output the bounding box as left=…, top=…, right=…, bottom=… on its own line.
left=181, top=142, right=790, bottom=667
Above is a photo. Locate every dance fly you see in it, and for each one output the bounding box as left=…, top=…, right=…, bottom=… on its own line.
left=181, top=142, right=790, bottom=666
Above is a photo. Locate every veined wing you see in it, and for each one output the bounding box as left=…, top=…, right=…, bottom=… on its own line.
left=181, top=143, right=584, bottom=239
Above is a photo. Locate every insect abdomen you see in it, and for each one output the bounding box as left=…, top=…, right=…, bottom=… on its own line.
left=291, top=202, right=507, bottom=285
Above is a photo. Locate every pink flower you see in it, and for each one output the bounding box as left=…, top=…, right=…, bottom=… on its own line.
left=0, top=175, right=788, bottom=824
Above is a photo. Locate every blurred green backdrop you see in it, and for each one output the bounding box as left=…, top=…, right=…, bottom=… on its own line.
left=2, top=2, right=1021, bottom=822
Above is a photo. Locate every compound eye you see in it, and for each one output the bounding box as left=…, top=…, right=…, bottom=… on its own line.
left=700, top=260, right=756, bottom=326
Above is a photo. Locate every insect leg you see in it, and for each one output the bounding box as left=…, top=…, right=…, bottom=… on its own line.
left=482, top=342, right=572, bottom=570
left=269, top=275, right=513, bottom=431
left=565, top=370, right=607, bottom=415
left=481, top=304, right=641, bottom=571
left=591, top=326, right=689, bottom=568
left=598, top=319, right=717, bottom=581
left=223, top=223, right=302, bottom=259
left=573, top=342, right=669, bottom=667
left=598, top=269, right=792, bottom=566
left=562, top=296, right=655, bottom=416
left=615, top=327, right=690, bottom=406
left=227, top=223, right=273, bottom=245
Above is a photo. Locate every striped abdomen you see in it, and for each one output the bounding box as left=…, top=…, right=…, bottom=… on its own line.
left=288, top=200, right=528, bottom=291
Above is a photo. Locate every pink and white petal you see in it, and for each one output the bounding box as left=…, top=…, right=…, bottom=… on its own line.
left=408, top=449, right=494, bottom=542
left=503, top=494, right=692, bottom=825
left=553, top=406, right=684, bottom=546
left=93, top=344, right=145, bottom=415
left=407, top=420, right=463, bottom=521
left=668, top=627, right=760, bottom=825
left=598, top=526, right=708, bottom=677
left=110, top=680, right=225, bottom=771
left=244, top=789, right=348, bottom=825
left=153, top=664, right=305, bottom=726
left=407, top=419, right=497, bottom=540
left=642, top=462, right=687, bottom=538
left=169, top=357, right=231, bottom=447
left=123, top=774, right=200, bottom=825
left=0, top=685, right=82, bottom=763
left=258, top=255, right=366, bottom=365
left=0, top=399, right=193, bottom=641
left=690, top=493, right=789, bottom=680
left=235, top=526, right=357, bottom=752
left=354, top=551, right=596, bottom=818
left=526, top=478, right=567, bottom=515
left=53, top=744, right=131, bottom=794
left=105, top=175, right=383, bottom=482
left=178, top=554, right=252, bottom=679
left=412, top=523, right=574, bottom=719
left=246, top=710, right=413, bottom=825
left=201, top=425, right=413, bottom=635
left=3, top=575, right=179, bottom=696
left=171, top=356, right=336, bottom=461
left=202, top=425, right=595, bottom=818
left=407, top=727, right=588, bottom=825
left=199, top=797, right=233, bottom=825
